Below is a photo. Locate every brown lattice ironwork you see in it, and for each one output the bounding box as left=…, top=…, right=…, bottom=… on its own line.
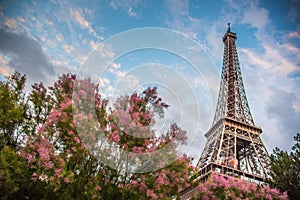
left=196, top=23, right=270, bottom=184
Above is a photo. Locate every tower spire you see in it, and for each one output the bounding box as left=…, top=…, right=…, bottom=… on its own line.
left=213, top=23, right=254, bottom=126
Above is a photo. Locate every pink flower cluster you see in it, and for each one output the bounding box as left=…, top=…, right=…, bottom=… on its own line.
left=193, top=172, right=288, bottom=200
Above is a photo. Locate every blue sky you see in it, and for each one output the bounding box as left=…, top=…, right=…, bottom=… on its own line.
left=0, top=0, right=299, bottom=162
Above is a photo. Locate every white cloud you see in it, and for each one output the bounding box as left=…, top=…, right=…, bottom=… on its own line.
left=280, top=43, right=300, bottom=54
left=17, top=17, right=26, bottom=23
left=286, top=31, right=300, bottom=40
left=241, top=1, right=269, bottom=31
left=62, top=44, right=74, bottom=54
left=0, top=54, right=13, bottom=77
left=239, top=41, right=300, bottom=151
left=109, top=68, right=125, bottom=78
left=45, top=19, right=54, bottom=26
left=111, top=62, right=121, bottom=69
left=241, top=45, right=298, bottom=78
left=293, top=100, right=300, bottom=112
left=163, top=0, right=201, bottom=39
left=70, top=8, right=90, bottom=28
left=56, top=34, right=64, bottom=42
left=128, top=7, right=137, bottom=17
left=92, top=42, right=115, bottom=59
left=4, top=18, right=18, bottom=29
left=45, top=38, right=57, bottom=48
left=109, top=0, right=141, bottom=18
left=70, top=8, right=101, bottom=38
left=287, top=0, right=300, bottom=24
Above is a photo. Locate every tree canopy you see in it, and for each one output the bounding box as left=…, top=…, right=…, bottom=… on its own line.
left=268, top=133, right=300, bottom=200
left=0, top=71, right=196, bottom=199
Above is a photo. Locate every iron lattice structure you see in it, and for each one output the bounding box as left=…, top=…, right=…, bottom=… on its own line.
left=196, top=24, right=270, bottom=184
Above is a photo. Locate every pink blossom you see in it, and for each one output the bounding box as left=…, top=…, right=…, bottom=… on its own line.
left=131, top=94, right=138, bottom=102
left=130, top=121, right=136, bottom=128
left=112, top=131, right=120, bottom=142
left=132, top=180, right=138, bottom=186
left=78, top=90, right=87, bottom=99
left=26, top=153, right=35, bottom=164
left=157, top=174, right=164, bottom=185
left=44, top=161, right=54, bottom=170
left=230, top=191, right=236, bottom=198
left=139, top=181, right=146, bottom=192
left=39, top=173, right=47, bottom=181
left=74, top=136, right=80, bottom=143
left=55, top=168, right=63, bottom=178
left=132, top=146, right=137, bottom=152
left=132, top=112, right=139, bottom=121
left=146, top=189, right=157, bottom=199
left=68, top=131, right=74, bottom=135
left=60, top=101, right=71, bottom=110
left=95, top=185, right=102, bottom=191
left=38, top=146, right=50, bottom=161
left=64, top=177, right=70, bottom=184
left=149, top=145, right=155, bottom=152
left=31, top=173, right=37, bottom=182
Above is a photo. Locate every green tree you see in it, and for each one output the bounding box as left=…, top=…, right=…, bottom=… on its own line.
left=0, top=71, right=27, bottom=150
left=268, top=133, right=300, bottom=200
left=0, top=72, right=56, bottom=199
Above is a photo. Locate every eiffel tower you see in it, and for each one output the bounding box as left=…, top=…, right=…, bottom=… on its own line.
left=196, top=23, right=270, bottom=184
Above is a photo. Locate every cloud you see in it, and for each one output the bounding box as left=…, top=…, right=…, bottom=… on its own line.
left=17, top=17, right=26, bottom=23
left=45, top=19, right=54, bottom=26
left=62, top=44, right=75, bottom=54
left=287, top=0, right=300, bottom=25
left=241, top=1, right=270, bottom=31
left=109, top=0, right=142, bottom=18
left=266, top=89, right=300, bottom=149
left=4, top=18, right=18, bottom=28
left=241, top=45, right=299, bottom=78
left=56, top=34, right=64, bottom=42
left=70, top=8, right=90, bottom=28
left=109, top=68, right=126, bottom=78
left=239, top=42, right=300, bottom=151
left=0, top=28, right=54, bottom=82
left=0, top=54, right=13, bottom=77
left=286, top=31, right=300, bottom=40
left=70, top=8, right=99, bottom=38
left=163, top=0, right=202, bottom=39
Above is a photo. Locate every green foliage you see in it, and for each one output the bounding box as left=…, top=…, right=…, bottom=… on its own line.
left=0, top=146, right=57, bottom=200
left=0, top=71, right=27, bottom=149
left=268, top=133, right=300, bottom=200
